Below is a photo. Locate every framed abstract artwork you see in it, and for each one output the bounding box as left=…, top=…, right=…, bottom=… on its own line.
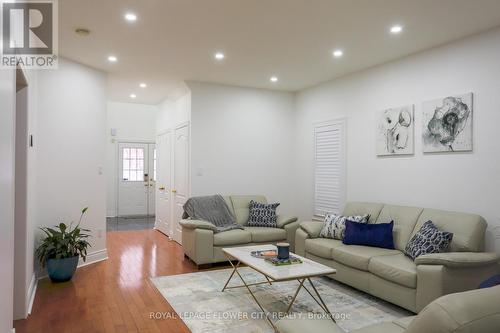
left=376, top=105, right=414, bottom=156
left=422, top=93, right=473, bottom=153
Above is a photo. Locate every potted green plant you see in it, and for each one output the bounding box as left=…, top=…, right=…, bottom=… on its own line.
left=35, top=207, right=91, bottom=282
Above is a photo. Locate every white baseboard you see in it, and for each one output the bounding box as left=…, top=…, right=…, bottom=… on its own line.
left=78, top=248, right=108, bottom=268
left=27, top=273, right=37, bottom=315
left=38, top=248, right=108, bottom=280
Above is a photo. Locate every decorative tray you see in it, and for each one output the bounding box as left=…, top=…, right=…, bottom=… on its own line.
left=265, top=256, right=303, bottom=266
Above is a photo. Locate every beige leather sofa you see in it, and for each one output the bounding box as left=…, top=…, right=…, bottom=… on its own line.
left=276, top=285, right=500, bottom=333
left=295, top=202, right=499, bottom=313
left=180, top=195, right=299, bottom=266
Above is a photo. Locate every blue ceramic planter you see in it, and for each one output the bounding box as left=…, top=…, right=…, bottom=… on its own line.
left=47, top=256, right=79, bottom=282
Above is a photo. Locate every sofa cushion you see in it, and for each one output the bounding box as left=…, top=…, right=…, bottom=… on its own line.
left=230, top=195, right=267, bottom=225
left=319, top=213, right=370, bottom=240
left=342, top=202, right=384, bottom=223
left=411, top=208, right=486, bottom=252
left=245, top=227, right=286, bottom=243
left=331, top=244, right=399, bottom=271
left=405, top=286, right=500, bottom=333
left=222, top=196, right=235, bottom=216
left=375, top=204, right=423, bottom=252
left=369, top=253, right=417, bottom=288
left=404, top=221, right=453, bottom=260
left=213, top=229, right=252, bottom=246
left=351, top=322, right=405, bottom=333
left=305, top=238, right=341, bottom=259
left=247, top=200, right=279, bottom=227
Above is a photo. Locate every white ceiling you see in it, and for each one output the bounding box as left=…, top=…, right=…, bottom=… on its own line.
left=59, top=0, right=500, bottom=105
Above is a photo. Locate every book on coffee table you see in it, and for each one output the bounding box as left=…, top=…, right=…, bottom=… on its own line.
left=250, top=250, right=278, bottom=258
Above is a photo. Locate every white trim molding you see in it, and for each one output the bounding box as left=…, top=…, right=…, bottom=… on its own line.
left=78, top=248, right=108, bottom=268
left=27, top=274, right=37, bottom=315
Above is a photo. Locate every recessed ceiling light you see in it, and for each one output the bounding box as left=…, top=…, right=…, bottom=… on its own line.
left=125, top=13, right=137, bottom=22
left=214, top=52, right=225, bottom=60
left=130, top=94, right=137, bottom=99
left=107, top=55, right=117, bottom=62
left=139, top=83, right=147, bottom=88
left=333, top=49, right=344, bottom=58
left=270, top=76, right=278, bottom=83
left=390, top=25, right=403, bottom=34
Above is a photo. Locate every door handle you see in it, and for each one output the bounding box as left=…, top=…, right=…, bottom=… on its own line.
left=159, top=186, right=165, bottom=191
left=172, top=189, right=177, bottom=193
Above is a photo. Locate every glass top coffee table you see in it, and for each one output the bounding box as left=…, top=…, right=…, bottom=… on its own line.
left=222, top=244, right=337, bottom=329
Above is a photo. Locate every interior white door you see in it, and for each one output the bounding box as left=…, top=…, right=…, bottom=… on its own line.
left=118, top=142, right=149, bottom=216
left=172, top=124, right=190, bottom=244
left=155, top=132, right=172, bottom=235
left=147, top=143, right=156, bottom=216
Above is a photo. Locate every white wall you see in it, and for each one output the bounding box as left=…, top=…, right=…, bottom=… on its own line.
left=156, top=92, right=191, bottom=134
left=36, top=58, right=108, bottom=264
left=106, top=102, right=158, bottom=216
left=294, top=27, right=500, bottom=251
left=0, top=64, right=16, bottom=333
left=188, top=82, right=296, bottom=215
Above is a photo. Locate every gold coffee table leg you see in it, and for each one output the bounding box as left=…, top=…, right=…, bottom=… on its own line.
left=286, top=278, right=306, bottom=313
left=233, top=266, right=276, bottom=329
left=221, top=260, right=241, bottom=292
left=307, top=278, right=336, bottom=323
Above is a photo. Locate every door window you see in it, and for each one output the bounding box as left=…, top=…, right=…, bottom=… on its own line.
left=122, top=147, right=145, bottom=181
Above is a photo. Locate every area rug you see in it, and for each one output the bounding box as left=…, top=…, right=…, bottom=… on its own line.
left=151, top=267, right=411, bottom=333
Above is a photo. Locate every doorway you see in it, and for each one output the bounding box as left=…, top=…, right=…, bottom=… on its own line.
left=155, top=131, right=172, bottom=236
left=154, top=122, right=190, bottom=244
left=109, top=142, right=156, bottom=231
left=14, top=68, right=29, bottom=320
left=172, top=123, right=190, bottom=244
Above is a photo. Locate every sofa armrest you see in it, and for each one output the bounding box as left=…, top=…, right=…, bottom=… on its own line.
left=299, top=221, right=324, bottom=238
left=277, top=215, right=298, bottom=228
left=179, top=219, right=217, bottom=232
left=415, top=252, right=499, bottom=268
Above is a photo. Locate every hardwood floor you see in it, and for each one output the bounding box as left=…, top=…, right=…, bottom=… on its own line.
left=14, top=230, right=211, bottom=333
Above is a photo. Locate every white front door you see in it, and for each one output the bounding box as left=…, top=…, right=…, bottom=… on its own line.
left=118, top=142, right=156, bottom=217
left=155, top=132, right=172, bottom=235
left=172, top=124, right=190, bottom=244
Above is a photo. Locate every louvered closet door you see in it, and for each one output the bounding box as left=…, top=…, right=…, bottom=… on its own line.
left=314, top=121, right=346, bottom=217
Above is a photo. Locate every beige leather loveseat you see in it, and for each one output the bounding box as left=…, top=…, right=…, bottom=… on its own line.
left=295, top=202, right=499, bottom=312
left=276, top=285, right=500, bottom=333
left=180, top=195, right=298, bottom=266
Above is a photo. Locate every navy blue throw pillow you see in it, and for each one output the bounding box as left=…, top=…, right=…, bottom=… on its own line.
left=479, top=274, right=500, bottom=289
left=343, top=220, right=395, bottom=249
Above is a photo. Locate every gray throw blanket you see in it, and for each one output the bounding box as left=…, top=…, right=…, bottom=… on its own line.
left=182, top=195, right=243, bottom=233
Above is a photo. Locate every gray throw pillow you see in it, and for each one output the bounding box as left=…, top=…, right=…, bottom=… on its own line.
left=247, top=200, right=280, bottom=228
left=405, top=220, right=453, bottom=260
left=319, top=213, right=370, bottom=240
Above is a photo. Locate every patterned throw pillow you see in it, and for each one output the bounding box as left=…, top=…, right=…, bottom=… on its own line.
left=319, top=213, right=370, bottom=240
left=404, top=221, right=453, bottom=260
left=247, top=200, right=280, bottom=228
